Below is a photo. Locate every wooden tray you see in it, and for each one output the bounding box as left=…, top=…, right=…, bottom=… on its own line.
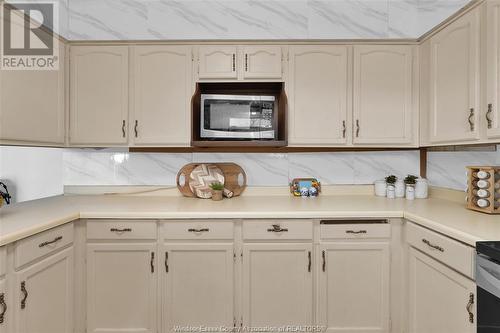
left=177, top=163, right=247, bottom=198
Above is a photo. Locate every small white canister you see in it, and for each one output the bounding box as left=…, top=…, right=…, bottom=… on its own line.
left=395, top=179, right=405, bottom=198
left=406, top=185, right=415, bottom=200
left=415, top=178, right=428, bottom=199
left=387, top=185, right=396, bottom=199
left=374, top=180, right=387, bottom=197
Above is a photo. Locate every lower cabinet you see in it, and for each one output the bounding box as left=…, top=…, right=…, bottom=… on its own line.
left=86, top=243, right=157, bottom=333
left=162, top=244, right=234, bottom=332
left=318, top=242, right=390, bottom=333
left=408, top=247, right=476, bottom=333
left=242, top=243, right=313, bottom=326
left=14, top=247, right=74, bottom=333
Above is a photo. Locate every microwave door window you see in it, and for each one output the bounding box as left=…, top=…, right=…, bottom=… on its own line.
left=209, top=103, right=251, bottom=131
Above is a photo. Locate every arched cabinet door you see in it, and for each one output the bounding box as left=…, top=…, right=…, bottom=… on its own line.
left=486, top=0, right=500, bottom=140
left=198, top=46, right=238, bottom=79
left=241, top=46, right=282, bottom=79
left=353, top=45, right=417, bottom=146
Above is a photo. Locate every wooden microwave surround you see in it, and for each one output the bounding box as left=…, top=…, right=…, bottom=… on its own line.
left=191, top=82, right=288, bottom=147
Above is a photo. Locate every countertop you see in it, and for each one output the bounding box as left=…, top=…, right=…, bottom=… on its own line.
left=1, top=193, right=499, bottom=247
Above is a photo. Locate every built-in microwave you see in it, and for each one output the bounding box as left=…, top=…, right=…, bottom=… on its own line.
left=200, top=94, right=277, bottom=140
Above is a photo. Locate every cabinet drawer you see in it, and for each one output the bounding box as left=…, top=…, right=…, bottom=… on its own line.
left=321, top=223, right=391, bottom=240
left=243, top=220, right=312, bottom=240
left=14, top=223, right=74, bottom=268
left=0, top=246, right=6, bottom=276
left=406, top=222, right=475, bottom=278
left=87, top=220, right=157, bottom=240
left=163, top=221, right=234, bottom=240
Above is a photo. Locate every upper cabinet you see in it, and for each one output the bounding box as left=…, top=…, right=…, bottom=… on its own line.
left=131, top=45, right=193, bottom=146
left=69, top=46, right=129, bottom=146
left=288, top=45, right=349, bottom=146
left=427, top=7, right=481, bottom=144
left=0, top=39, right=65, bottom=146
left=486, top=0, right=500, bottom=139
left=198, top=45, right=283, bottom=81
left=353, top=45, right=416, bottom=146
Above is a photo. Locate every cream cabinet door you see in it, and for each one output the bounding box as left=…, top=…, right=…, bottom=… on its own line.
left=87, top=243, right=157, bottom=333
left=14, top=247, right=73, bottom=333
left=353, top=45, right=415, bottom=146
left=288, top=46, right=349, bottom=146
left=242, top=243, right=313, bottom=327
left=0, top=39, right=65, bottom=145
left=198, top=46, right=237, bottom=79
left=486, top=0, right=500, bottom=140
left=131, top=46, right=192, bottom=146
left=319, top=242, right=390, bottom=333
left=70, top=46, right=129, bottom=145
left=428, top=7, right=480, bottom=144
left=241, top=46, right=282, bottom=79
left=408, top=248, right=476, bottom=333
left=0, top=278, right=7, bottom=333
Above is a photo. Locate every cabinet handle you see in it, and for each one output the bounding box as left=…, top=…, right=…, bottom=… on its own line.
left=110, top=228, right=132, bottom=233
left=468, top=108, right=475, bottom=131
left=322, top=250, right=326, bottom=272
left=267, top=224, right=288, bottom=233
left=356, top=119, right=360, bottom=137
left=342, top=120, right=346, bottom=138
left=422, top=238, right=444, bottom=252
left=150, top=252, right=155, bottom=273
left=38, top=236, right=62, bottom=248
left=487, top=104, right=493, bottom=129
left=188, top=228, right=209, bottom=233
left=134, top=120, right=138, bottom=138
left=466, top=292, right=474, bottom=323
left=307, top=251, right=311, bottom=273
left=245, top=54, right=248, bottom=71
left=346, top=230, right=367, bottom=234
left=0, top=293, right=6, bottom=324
left=165, top=251, right=169, bottom=273
left=20, top=281, right=27, bottom=310
left=232, top=54, right=236, bottom=72
left=122, top=120, right=126, bottom=138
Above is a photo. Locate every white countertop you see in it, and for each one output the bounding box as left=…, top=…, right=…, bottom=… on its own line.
left=1, top=193, right=499, bottom=247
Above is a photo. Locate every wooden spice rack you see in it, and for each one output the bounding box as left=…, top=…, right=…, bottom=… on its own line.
left=466, top=166, right=500, bottom=214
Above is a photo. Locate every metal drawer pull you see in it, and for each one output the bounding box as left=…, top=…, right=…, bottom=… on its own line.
left=245, top=54, right=248, bottom=71
left=188, top=228, right=209, bottom=233
left=466, top=293, right=474, bottom=323
left=20, top=281, right=27, bottom=310
left=232, top=54, right=236, bottom=71
left=150, top=252, right=155, bottom=273
left=422, top=238, right=444, bottom=252
left=468, top=108, right=475, bottom=131
left=486, top=104, right=493, bottom=129
left=165, top=252, right=169, bottom=273
left=110, top=228, right=132, bottom=233
left=122, top=120, right=126, bottom=138
left=346, top=230, right=367, bottom=234
left=342, top=120, right=346, bottom=138
left=134, top=120, right=138, bottom=138
left=39, top=236, right=62, bottom=248
left=356, top=119, right=360, bottom=137
left=267, top=224, right=288, bottom=233
left=322, top=250, right=326, bottom=272
left=307, top=251, right=311, bottom=272
left=0, top=293, right=6, bottom=324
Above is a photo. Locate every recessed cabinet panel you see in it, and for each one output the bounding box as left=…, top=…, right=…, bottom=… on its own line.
left=408, top=248, right=476, bottom=333
left=487, top=0, right=500, bottom=139
left=132, top=46, right=192, bottom=146
left=198, top=46, right=237, bottom=79
left=429, top=7, right=480, bottom=143
left=14, top=247, right=73, bottom=333
left=70, top=46, right=129, bottom=145
left=319, top=242, right=390, bottom=333
left=0, top=39, right=65, bottom=145
left=241, top=46, right=282, bottom=79
left=86, top=243, right=157, bottom=333
left=353, top=45, right=415, bottom=145
left=288, top=46, right=349, bottom=145
left=243, top=243, right=313, bottom=326
left=162, top=244, right=234, bottom=332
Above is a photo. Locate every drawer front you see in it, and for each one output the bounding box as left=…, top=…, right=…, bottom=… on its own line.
left=321, top=223, right=391, bottom=240
left=15, top=223, right=74, bottom=268
left=0, top=246, right=6, bottom=276
left=87, top=220, right=157, bottom=240
left=163, top=221, right=234, bottom=240
left=243, top=220, right=312, bottom=240
left=406, top=222, right=475, bottom=278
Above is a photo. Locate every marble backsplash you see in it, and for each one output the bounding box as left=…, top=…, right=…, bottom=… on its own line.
left=25, top=0, right=468, bottom=40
